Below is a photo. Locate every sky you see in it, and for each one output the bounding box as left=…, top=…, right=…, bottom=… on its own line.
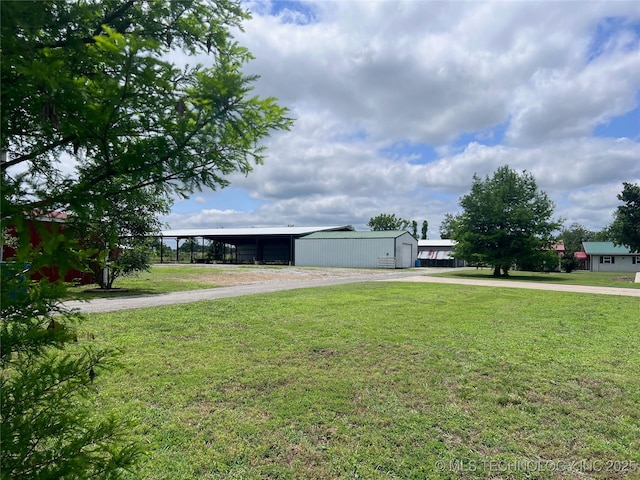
left=162, top=0, right=640, bottom=239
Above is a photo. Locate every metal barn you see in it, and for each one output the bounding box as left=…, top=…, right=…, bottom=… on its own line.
left=158, top=226, right=352, bottom=264
left=294, top=231, right=418, bottom=269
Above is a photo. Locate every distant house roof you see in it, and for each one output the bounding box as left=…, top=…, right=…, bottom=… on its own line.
left=300, top=230, right=414, bottom=240
left=418, top=239, right=456, bottom=247
left=582, top=242, right=637, bottom=255
left=574, top=251, right=588, bottom=261
left=160, top=225, right=352, bottom=238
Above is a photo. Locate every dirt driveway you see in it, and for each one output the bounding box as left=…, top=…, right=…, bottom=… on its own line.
left=63, top=265, right=639, bottom=314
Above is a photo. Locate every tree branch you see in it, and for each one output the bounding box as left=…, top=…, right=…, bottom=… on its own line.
left=1, top=136, right=76, bottom=172
left=34, top=0, right=136, bottom=50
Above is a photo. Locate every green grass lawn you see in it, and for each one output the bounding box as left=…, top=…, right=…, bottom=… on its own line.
left=66, top=266, right=232, bottom=299
left=432, top=268, right=640, bottom=289
left=84, top=282, right=640, bottom=479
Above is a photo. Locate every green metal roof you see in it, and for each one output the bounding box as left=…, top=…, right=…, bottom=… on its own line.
left=300, top=230, right=413, bottom=240
left=582, top=242, right=637, bottom=255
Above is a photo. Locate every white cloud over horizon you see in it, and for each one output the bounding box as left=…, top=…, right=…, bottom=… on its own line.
left=163, top=0, right=640, bottom=238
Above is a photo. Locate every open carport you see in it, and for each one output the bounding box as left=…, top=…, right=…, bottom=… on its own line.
left=157, top=225, right=353, bottom=264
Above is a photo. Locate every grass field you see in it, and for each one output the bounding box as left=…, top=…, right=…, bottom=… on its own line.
left=433, top=268, right=640, bottom=289
left=67, top=266, right=229, bottom=298
left=84, top=282, right=640, bottom=479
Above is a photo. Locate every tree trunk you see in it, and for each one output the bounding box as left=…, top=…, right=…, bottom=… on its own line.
left=493, top=265, right=501, bottom=277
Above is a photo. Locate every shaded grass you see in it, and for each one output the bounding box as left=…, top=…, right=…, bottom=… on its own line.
left=432, top=268, right=640, bottom=289
left=85, top=283, right=640, bottom=479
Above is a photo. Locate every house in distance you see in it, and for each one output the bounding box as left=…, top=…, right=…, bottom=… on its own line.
left=576, top=242, right=640, bottom=273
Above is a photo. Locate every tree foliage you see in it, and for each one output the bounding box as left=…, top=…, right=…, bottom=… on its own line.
left=74, top=187, right=170, bottom=289
left=610, top=182, right=640, bottom=252
left=1, top=1, right=291, bottom=477
left=1, top=0, right=291, bottom=220
left=557, top=222, right=596, bottom=255
left=0, top=246, right=141, bottom=479
left=421, top=220, right=428, bottom=240
left=449, top=166, right=561, bottom=276
left=367, top=213, right=411, bottom=232
left=439, top=213, right=458, bottom=239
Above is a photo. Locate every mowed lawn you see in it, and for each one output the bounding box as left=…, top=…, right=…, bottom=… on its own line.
left=86, top=282, right=640, bottom=479
left=432, top=268, right=640, bottom=289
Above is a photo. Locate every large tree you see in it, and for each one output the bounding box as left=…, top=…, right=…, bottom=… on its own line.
left=610, top=182, right=640, bottom=252
left=1, top=0, right=290, bottom=216
left=1, top=1, right=291, bottom=477
left=450, top=166, right=561, bottom=277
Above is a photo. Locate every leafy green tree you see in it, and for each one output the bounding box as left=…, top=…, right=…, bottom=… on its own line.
left=610, top=182, right=640, bottom=252
left=1, top=1, right=291, bottom=477
left=450, top=166, right=561, bottom=277
left=592, top=225, right=614, bottom=242
left=147, top=236, right=167, bottom=261
left=0, top=225, right=140, bottom=478
left=207, top=239, right=226, bottom=262
left=98, top=243, right=153, bottom=289
left=421, top=220, right=428, bottom=240
left=439, top=213, right=458, bottom=239
left=1, top=0, right=291, bottom=215
left=178, top=238, right=200, bottom=254
left=517, top=249, right=561, bottom=273
left=367, top=213, right=411, bottom=231
left=75, top=187, right=170, bottom=289
left=557, top=223, right=596, bottom=255
left=556, top=222, right=596, bottom=272
left=411, top=220, right=418, bottom=239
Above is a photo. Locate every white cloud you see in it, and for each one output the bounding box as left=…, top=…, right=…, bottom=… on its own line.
left=164, top=1, right=640, bottom=237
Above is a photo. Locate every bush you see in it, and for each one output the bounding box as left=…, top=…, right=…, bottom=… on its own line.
left=561, top=253, right=578, bottom=273
left=93, top=243, right=152, bottom=290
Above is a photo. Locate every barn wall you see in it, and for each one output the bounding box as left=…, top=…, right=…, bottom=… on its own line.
left=295, top=238, right=398, bottom=268
left=295, top=234, right=417, bottom=269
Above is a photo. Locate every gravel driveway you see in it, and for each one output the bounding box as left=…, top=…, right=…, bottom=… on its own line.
left=62, top=267, right=425, bottom=313
left=62, top=266, right=640, bottom=314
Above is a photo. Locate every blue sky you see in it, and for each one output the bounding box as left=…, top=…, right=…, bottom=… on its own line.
left=163, top=1, right=640, bottom=237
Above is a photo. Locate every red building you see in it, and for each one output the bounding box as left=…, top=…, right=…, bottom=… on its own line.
left=2, top=211, right=93, bottom=284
